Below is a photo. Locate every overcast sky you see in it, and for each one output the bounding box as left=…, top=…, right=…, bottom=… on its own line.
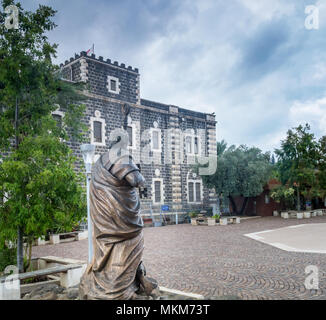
left=21, top=0, right=326, bottom=153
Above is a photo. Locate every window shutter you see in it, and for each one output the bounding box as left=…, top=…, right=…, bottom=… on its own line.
left=194, top=137, right=199, bottom=154
left=188, top=182, right=194, bottom=202
left=154, top=181, right=161, bottom=203
left=127, top=126, right=133, bottom=146
left=186, top=136, right=192, bottom=154
left=110, top=79, right=117, bottom=92
left=195, top=183, right=201, bottom=202
left=153, top=131, right=159, bottom=150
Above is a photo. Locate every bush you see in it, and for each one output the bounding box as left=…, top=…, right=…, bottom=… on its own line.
left=0, top=246, right=17, bottom=273
left=189, top=211, right=199, bottom=218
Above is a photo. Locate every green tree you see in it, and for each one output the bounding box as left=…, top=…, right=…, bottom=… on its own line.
left=0, top=0, right=87, bottom=272
left=270, top=185, right=296, bottom=210
left=199, top=143, right=272, bottom=216
left=274, top=124, right=321, bottom=211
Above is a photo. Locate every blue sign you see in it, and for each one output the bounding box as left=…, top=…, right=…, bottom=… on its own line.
left=161, top=205, right=169, bottom=212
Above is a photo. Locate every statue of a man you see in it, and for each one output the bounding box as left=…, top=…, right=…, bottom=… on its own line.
left=79, top=139, right=157, bottom=300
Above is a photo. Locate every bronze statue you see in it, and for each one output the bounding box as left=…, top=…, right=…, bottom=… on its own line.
left=79, top=106, right=158, bottom=300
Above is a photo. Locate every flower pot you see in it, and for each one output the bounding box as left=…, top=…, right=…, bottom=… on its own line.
left=191, top=218, right=198, bottom=226
left=207, top=218, right=216, bottom=226
left=289, top=212, right=297, bottom=219
left=317, top=210, right=323, bottom=216
left=220, top=218, right=228, bottom=226
left=273, top=211, right=279, bottom=217
left=311, top=211, right=317, bottom=217
left=282, top=212, right=289, bottom=219
left=303, top=212, right=311, bottom=219
left=297, top=212, right=303, bottom=219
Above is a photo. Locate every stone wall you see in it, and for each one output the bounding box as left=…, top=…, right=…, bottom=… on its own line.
left=59, top=52, right=217, bottom=214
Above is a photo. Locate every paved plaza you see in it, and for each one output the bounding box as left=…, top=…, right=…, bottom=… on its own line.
left=32, top=217, right=326, bottom=300
left=245, top=223, right=326, bottom=254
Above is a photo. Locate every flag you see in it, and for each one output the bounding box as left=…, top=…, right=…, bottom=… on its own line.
left=86, top=44, right=94, bottom=56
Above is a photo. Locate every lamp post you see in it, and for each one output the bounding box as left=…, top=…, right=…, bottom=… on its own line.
left=80, top=144, right=95, bottom=263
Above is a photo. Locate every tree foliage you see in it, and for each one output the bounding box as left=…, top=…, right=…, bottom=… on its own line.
left=274, top=124, right=324, bottom=210
left=0, top=0, right=87, bottom=270
left=199, top=143, right=272, bottom=215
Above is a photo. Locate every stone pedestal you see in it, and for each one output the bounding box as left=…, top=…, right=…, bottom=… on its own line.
left=220, top=218, right=228, bottom=226
left=50, top=234, right=60, bottom=245
left=297, top=212, right=303, bottom=219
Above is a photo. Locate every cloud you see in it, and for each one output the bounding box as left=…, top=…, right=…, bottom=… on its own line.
left=289, top=97, right=326, bottom=137
left=19, top=0, right=326, bottom=153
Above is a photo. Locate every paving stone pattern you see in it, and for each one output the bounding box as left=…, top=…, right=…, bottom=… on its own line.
left=32, top=217, right=326, bottom=300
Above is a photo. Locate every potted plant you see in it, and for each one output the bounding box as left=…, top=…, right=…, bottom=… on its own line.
left=208, top=214, right=220, bottom=226
left=189, top=212, right=198, bottom=226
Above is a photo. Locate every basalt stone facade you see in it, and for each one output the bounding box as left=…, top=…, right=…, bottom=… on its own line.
left=59, top=51, right=217, bottom=216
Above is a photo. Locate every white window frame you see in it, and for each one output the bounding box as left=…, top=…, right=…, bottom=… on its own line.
left=185, top=136, right=193, bottom=154
left=152, top=178, right=164, bottom=204
left=107, top=75, right=120, bottom=94
left=184, top=133, right=201, bottom=156
left=51, top=110, right=65, bottom=130
left=51, top=107, right=65, bottom=140
left=90, top=115, right=106, bottom=147
left=52, top=110, right=65, bottom=120
left=52, top=105, right=65, bottom=125
left=187, top=178, right=203, bottom=204
left=151, top=128, right=162, bottom=152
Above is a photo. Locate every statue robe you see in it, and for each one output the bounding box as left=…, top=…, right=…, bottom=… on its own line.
left=79, top=154, right=144, bottom=300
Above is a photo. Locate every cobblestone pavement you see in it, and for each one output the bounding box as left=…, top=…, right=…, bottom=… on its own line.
left=32, top=217, right=326, bottom=300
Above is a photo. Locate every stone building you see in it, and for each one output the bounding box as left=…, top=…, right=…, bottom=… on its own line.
left=58, top=51, right=217, bottom=219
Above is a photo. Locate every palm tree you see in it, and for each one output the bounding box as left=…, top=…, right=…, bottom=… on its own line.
left=217, top=139, right=227, bottom=156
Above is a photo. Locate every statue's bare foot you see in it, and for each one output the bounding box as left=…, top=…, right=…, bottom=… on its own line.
left=139, top=276, right=159, bottom=297
left=136, top=262, right=159, bottom=298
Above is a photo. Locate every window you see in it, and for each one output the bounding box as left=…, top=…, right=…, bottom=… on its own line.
left=188, top=182, right=194, bottom=203
left=110, top=79, right=116, bottom=92
left=195, top=183, right=201, bottom=202
left=186, top=136, right=192, bottom=154
left=127, top=126, right=133, bottom=147
left=154, top=180, right=161, bottom=203
left=107, top=76, right=120, bottom=94
left=188, top=178, right=202, bottom=204
left=185, top=135, right=200, bottom=155
left=90, top=112, right=106, bottom=146
left=93, top=121, right=102, bottom=143
left=194, top=137, right=199, bottom=154
left=52, top=114, right=62, bottom=129
left=152, top=131, right=160, bottom=150
left=51, top=108, right=65, bottom=130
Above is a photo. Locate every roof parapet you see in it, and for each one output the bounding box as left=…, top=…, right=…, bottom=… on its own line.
left=60, top=51, right=139, bottom=73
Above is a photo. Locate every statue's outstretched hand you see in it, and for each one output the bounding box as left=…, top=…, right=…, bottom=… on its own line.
left=125, top=171, right=146, bottom=188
